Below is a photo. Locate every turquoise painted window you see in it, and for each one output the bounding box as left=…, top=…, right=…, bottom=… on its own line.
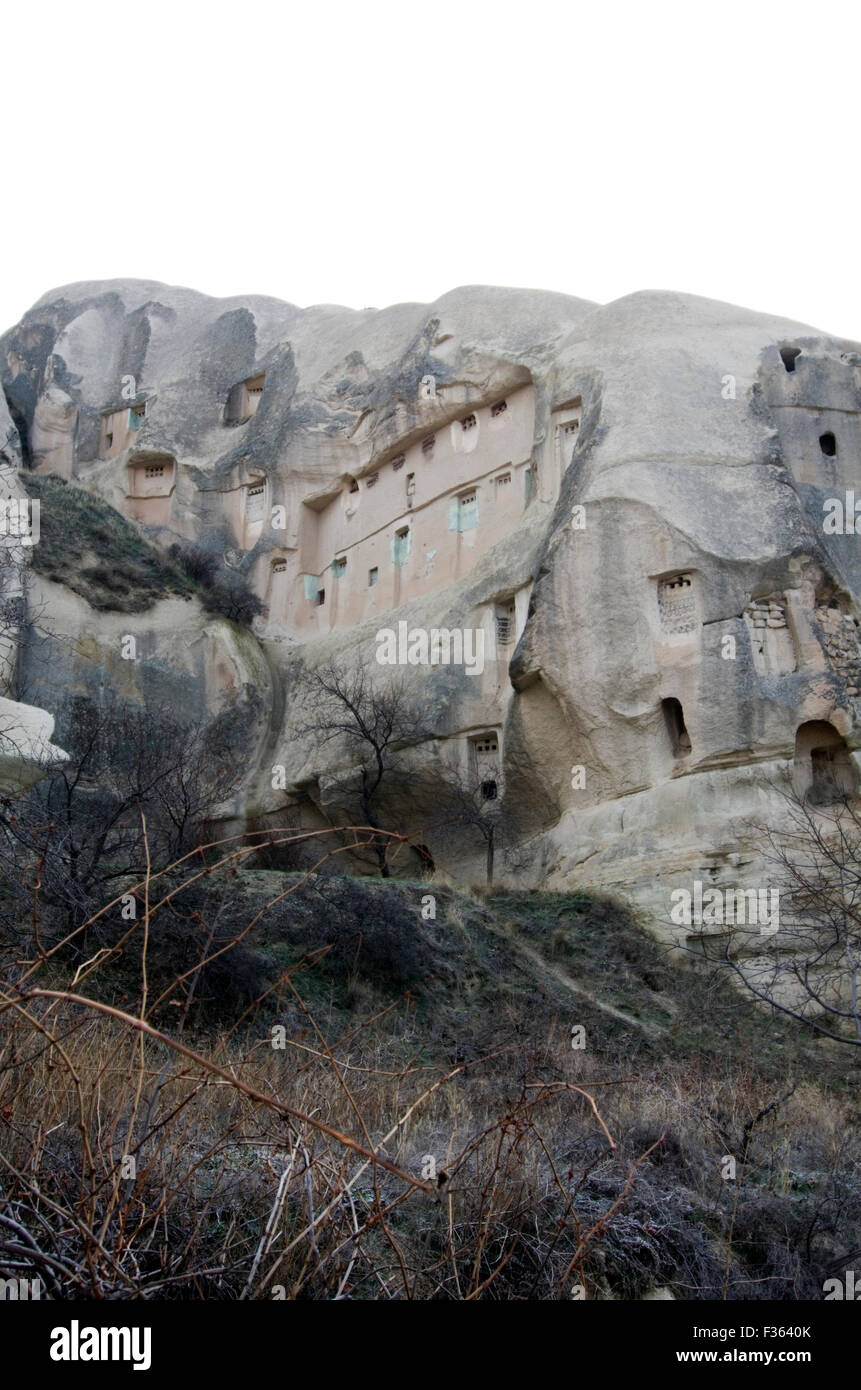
left=303, top=573, right=319, bottom=601
left=450, top=493, right=478, bottom=532
left=392, top=527, right=411, bottom=565
left=332, top=557, right=347, bottom=578
left=128, top=407, right=145, bottom=431
left=524, top=467, right=534, bottom=505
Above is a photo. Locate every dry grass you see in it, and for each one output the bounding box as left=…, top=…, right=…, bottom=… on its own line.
left=0, top=828, right=858, bottom=1300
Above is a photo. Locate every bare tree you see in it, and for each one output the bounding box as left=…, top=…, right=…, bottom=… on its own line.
left=693, top=790, right=861, bottom=1046
left=0, top=692, right=254, bottom=941
left=298, top=658, right=429, bottom=877
left=430, top=762, right=521, bottom=889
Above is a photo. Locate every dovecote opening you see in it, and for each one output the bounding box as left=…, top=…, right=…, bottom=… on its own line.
left=392, top=526, right=411, bottom=566
left=101, top=398, right=152, bottom=458
left=470, top=733, right=500, bottom=793
left=127, top=454, right=175, bottom=496
left=780, top=346, right=801, bottom=373
left=461, top=414, right=477, bottom=431
left=495, top=600, right=516, bottom=646
left=658, top=572, right=698, bottom=636
left=455, top=491, right=478, bottom=532
left=490, top=400, right=508, bottom=418
left=421, top=437, right=434, bottom=457
left=125, top=453, right=176, bottom=524
left=392, top=454, right=406, bottom=471
left=820, top=431, right=837, bottom=457
left=245, top=482, right=265, bottom=521
left=225, top=372, right=265, bottom=425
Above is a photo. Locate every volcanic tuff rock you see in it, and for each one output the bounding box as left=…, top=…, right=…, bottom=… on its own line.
left=3, top=278, right=861, bottom=956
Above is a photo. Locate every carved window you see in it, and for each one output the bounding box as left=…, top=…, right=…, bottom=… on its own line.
left=662, top=698, right=691, bottom=758
left=392, top=526, right=411, bottom=566
left=245, top=483, right=265, bottom=521
left=779, top=346, right=801, bottom=373
left=658, top=573, right=697, bottom=635
left=495, top=601, right=516, bottom=645
left=456, top=492, right=478, bottom=531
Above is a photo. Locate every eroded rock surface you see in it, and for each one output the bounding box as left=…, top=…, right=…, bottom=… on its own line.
left=3, top=278, right=861, bottom=956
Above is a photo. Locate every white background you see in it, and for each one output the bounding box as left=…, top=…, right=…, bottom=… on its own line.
left=3, top=0, right=858, bottom=337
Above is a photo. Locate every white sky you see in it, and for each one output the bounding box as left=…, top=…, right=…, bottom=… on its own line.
left=4, top=0, right=859, bottom=340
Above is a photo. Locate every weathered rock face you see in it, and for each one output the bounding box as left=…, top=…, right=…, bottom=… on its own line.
left=3, top=278, right=861, bottom=950
left=0, top=392, right=67, bottom=791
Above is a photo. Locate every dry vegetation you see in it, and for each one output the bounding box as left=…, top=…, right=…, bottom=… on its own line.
left=1, top=826, right=858, bottom=1301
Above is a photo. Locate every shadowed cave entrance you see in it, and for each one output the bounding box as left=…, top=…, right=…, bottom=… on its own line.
left=794, top=721, right=855, bottom=804
left=662, top=697, right=691, bottom=759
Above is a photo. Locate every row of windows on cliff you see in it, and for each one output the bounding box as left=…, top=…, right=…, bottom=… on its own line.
left=103, top=342, right=842, bottom=460
left=103, top=374, right=511, bottom=447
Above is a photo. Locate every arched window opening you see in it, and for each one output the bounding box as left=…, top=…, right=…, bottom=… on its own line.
left=662, top=697, right=691, bottom=758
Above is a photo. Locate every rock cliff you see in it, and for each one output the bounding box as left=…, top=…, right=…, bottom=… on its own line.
left=3, top=278, right=860, bottom=958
